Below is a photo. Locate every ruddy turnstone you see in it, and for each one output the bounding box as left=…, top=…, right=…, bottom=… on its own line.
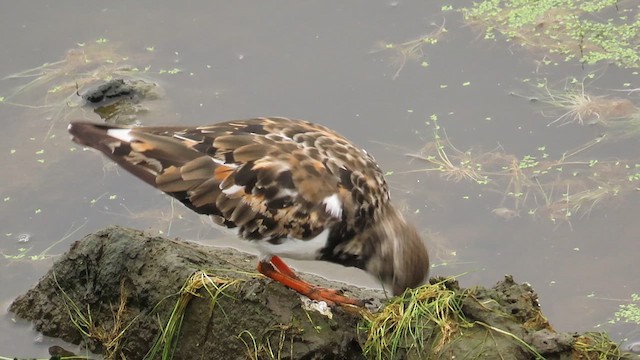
left=68, top=117, right=429, bottom=306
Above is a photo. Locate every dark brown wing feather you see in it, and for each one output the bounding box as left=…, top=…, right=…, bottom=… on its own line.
left=68, top=117, right=389, bottom=242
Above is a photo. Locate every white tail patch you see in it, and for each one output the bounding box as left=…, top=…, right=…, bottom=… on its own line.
left=322, top=193, right=342, bottom=219
left=107, top=128, right=135, bottom=143
left=222, top=184, right=244, bottom=195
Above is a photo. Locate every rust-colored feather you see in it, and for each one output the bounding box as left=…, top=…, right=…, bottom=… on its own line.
left=69, top=118, right=386, bottom=240
left=74, top=119, right=384, bottom=230
left=180, top=157, right=215, bottom=181
left=233, top=144, right=273, bottom=162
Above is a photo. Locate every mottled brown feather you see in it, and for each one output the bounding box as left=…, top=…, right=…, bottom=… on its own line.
left=69, top=118, right=387, bottom=238
left=180, top=157, right=215, bottom=181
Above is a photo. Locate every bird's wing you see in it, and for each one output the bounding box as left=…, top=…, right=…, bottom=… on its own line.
left=69, top=117, right=389, bottom=241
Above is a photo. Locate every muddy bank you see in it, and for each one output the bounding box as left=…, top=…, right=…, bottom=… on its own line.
left=9, top=226, right=639, bottom=359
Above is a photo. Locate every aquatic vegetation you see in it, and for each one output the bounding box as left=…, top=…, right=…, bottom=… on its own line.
left=0, top=39, right=162, bottom=138
left=610, top=293, right=640, bottom=325
left=462, top=0, right=640, bottom=68
left=372, top=20, right=447, bottom=79
left=412, top=121, right=639, bottom=225
left=600, top=111, right=640, bottom=140
left=405, top=121, right=490, bottom=185
left=4, top=42, right=143, bottom=107
left=536, top=79, right=638, bottom=127
left=1, top=221, right=86, bottom=261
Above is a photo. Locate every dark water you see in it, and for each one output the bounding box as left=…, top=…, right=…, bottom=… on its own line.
left=1, top=1, right=639, bottom=357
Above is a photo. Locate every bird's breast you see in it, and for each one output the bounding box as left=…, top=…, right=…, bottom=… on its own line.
left=253, top=228, right=331, bottom=260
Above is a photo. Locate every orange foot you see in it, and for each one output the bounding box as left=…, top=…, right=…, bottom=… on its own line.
left=258, top=255, right=364, bottom=307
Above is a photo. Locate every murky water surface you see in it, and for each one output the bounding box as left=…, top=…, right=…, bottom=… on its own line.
left=1, top=1, right=639, bottom=356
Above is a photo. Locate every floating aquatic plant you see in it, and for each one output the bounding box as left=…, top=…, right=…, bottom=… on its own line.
left=462, top=0, right=640, bottom=68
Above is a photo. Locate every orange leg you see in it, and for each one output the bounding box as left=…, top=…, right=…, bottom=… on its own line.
left=270, top=255, right=300, bottom=279
left=258, top=258, right=363, bottom=307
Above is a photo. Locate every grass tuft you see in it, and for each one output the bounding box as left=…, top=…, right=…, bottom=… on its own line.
left=573, top=332, right=623, bottom=360
left=145, top=270, right=245, bottom=360
left=359, top=278, right=471, bottom=359
left=237, top=324, right=299, bottom=360
left=371, top=20, right=447, bottom=79
left=55, top=273, right=135, bottom=359
left=538, top=80, right=637, bottom=127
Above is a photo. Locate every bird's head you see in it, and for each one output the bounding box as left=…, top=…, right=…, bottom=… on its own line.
left=364, top=204, right=430, bottom=296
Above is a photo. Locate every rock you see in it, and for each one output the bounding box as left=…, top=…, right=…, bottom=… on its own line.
left=80, top=79, right=160, bottom=125
left=9, top=226, right=640, bottom=360
left=526, top=329, right=575, bottom=354
left=82, top=79, right=157, bottom=105
left=10, top=226, right=369, bottom=359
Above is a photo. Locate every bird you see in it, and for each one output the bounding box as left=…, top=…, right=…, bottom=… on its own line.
left=68, top=117, right=429, bottom=306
